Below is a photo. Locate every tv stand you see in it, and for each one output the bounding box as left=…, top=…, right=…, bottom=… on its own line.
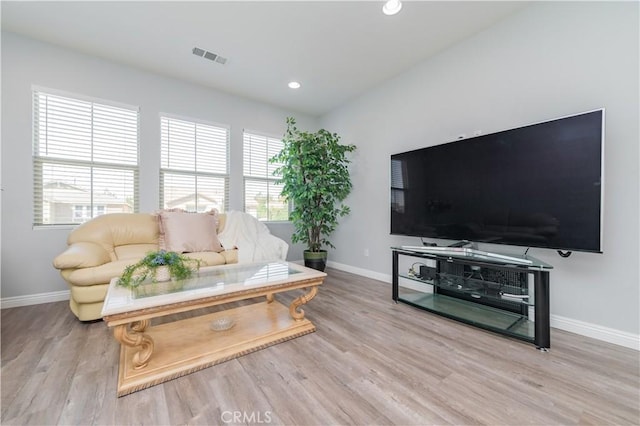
left=391, top=246, right=552, bottom=349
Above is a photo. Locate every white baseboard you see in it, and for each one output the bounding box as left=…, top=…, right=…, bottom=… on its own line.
left=551, top=314, right=640, bottom=351
left=327, top=261, right=640, bottom=351
left=1, top=290, right=70, bottom=309
left=327, top=260, right=392, bottom=283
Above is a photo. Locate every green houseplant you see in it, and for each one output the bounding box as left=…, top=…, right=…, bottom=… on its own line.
left=117, top=250, right=200, bottom=289
left=271, top=117, right=356, bottom=271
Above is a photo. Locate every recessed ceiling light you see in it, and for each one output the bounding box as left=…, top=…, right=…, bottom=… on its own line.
left=382, top=0, right=402, bottom=16
left=288, top=81, right=301, bottom=89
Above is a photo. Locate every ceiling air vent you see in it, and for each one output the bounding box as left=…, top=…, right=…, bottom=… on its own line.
left=193, top=47, right=227, bottom=65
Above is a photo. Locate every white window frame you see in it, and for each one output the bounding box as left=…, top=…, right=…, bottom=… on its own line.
left=32, top=86, right=140, bottom=227
left=159, top=114, right=230, bottom=213
left=242, top=129, right=290, bottom=222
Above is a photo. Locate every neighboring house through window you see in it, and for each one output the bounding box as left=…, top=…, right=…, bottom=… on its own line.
left=243, top=130, right=289, bottom=221
left=160, top=115, right=229, bottom=212
left=73, top=205, right=105, bottom=223
left=32, top=88, right=139, bottom=226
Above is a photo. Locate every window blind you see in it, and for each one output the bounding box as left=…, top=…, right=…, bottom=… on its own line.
left=160, top=116, right=229, bottom=212
left=243, top=131, right=289, bottom=221
left=390, top=158, right=406, bottom=214
left=32, top=90, right=139, bottom=226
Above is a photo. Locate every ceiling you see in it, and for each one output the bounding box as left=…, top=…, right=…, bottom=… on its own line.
left=1, top=1, right=529, bottom=117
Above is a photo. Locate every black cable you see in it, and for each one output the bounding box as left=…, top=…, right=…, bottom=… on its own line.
left=557, top=250, right=572, bottom=258
left=409, top=262, right=427, bottom=278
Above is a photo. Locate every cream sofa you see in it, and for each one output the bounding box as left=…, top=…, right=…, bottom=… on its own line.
left=53, top=212, right=240, bottom=321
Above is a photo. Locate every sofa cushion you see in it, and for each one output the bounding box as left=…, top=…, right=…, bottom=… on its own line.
left=114, top=243, right=158, bottom=261
left=61, top=250, right=234, bottom=287
left=68, top=213, right=159, bottom=261
left=69, top=298, right=105, bottom=322
left=182, top=251, right=229, bottom=267
left=69, top=282, right=109, bottom=304
left=158, top=210, right=224, bottom=253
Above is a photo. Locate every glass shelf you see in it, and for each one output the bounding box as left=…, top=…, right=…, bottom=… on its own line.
left=398, top=273, right=433, bottom=285
left=398, top=272, right=533, bottom=306
left=398, top=290, right=534, bottom=342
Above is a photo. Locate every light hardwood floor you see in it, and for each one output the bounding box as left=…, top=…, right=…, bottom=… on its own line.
left=2, top=268, right=639, bottom=425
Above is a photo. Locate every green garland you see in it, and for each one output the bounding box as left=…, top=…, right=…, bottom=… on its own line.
left=117, top=250, right=200, bottom=289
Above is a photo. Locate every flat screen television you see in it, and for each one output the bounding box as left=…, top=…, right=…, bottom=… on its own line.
left=390, top=109, right=604, bottom=253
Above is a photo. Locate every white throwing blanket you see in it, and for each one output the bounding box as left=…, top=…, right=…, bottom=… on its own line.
left=218, top=211, right=289, bottom=263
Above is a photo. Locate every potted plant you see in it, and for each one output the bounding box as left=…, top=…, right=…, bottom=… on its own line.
left=271, top=117, right=356, bottom=271
left=117, top=250, right=200, bottom=289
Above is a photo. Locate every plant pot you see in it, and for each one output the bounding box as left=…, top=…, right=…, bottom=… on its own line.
left=304, top=250, right=327, bottom=272
left=155, top=265, right=171, bottom=282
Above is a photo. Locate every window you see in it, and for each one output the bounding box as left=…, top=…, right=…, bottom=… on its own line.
left=243, top=131, right=289, bottom=221
left=33, top=89, right=139, bottom=226
left=160, top=116, right=229, bottom=212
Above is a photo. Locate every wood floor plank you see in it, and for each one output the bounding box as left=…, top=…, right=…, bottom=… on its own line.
left=1, top=267, right=639, bottom=425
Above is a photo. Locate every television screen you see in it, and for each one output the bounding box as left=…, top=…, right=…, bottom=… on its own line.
left=390, top=110, right=604, bottom=253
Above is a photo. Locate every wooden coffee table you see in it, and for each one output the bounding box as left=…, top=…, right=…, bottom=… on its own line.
left=101, top=261, right=326, bottom=396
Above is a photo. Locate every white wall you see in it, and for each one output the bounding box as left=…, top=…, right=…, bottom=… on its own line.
left=321, top=2, right=639, bottom=336
left=1, top=32, right=314, bottom=299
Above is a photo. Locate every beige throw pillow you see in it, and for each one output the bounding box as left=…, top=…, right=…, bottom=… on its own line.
left=158, top=210, right=224, bottom=253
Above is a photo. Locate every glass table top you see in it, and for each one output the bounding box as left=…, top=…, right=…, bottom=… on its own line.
left=134, top=262, right=301, bottom=299
left=102, top=261, right=325, bottom=317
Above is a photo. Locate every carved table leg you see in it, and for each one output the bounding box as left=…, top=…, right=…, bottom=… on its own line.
left=114, top=321, right=155, bottom=370
left=289, top=286, right=318, bottom=321
left=130, top=319, right=150, bottom=332
left=266, top=293, right=274, bottom=303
